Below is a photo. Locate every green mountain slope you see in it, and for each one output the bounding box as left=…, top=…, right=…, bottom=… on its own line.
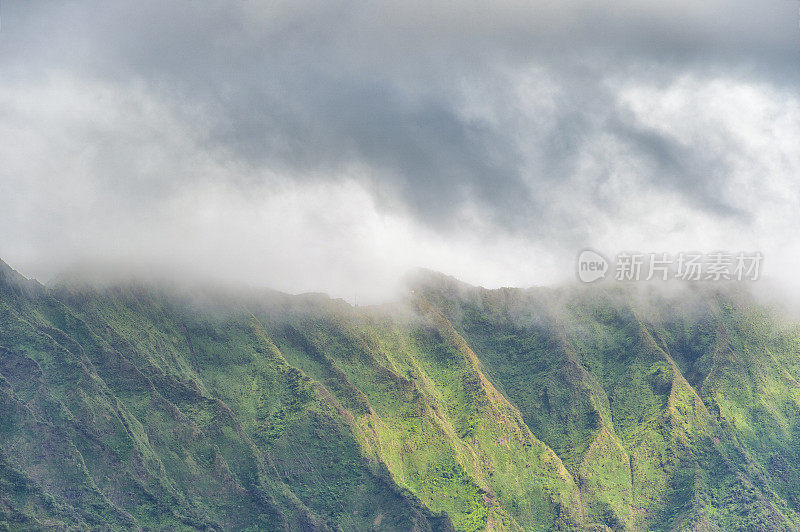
left=2, top=260, right=800, bottom=530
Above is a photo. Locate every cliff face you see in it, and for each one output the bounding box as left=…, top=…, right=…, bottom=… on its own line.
left=2, top=262, right=800, bottom=531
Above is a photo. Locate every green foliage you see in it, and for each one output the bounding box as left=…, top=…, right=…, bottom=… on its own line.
left=3, top=263, right=800, bottom=530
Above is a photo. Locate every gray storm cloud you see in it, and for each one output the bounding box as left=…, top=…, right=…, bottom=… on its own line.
left=0, top=0, right=798, bottom=300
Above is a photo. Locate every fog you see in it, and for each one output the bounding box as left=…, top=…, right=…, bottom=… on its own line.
left=1, top=1, right=799, bottom=303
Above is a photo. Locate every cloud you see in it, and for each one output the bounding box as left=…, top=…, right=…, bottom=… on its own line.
left=0, top=1, right=798, bottom=300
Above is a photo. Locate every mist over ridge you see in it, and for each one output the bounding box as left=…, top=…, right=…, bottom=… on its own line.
left=3, top=2, right=800, bottom=529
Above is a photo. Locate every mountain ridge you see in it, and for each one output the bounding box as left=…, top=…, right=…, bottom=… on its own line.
left=2, top=259, right=800, bottom=530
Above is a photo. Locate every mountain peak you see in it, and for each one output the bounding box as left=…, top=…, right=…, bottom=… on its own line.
left=0, top=258, right=44, bottom=295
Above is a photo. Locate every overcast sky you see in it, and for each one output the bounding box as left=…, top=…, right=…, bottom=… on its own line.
left=1, top=1, right=799, bottom=301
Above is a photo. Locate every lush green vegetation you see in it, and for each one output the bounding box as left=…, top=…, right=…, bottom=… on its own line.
left=2, top=261, right=800, bottom=530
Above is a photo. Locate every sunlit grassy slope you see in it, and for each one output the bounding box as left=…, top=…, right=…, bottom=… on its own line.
left=2, top=260, right=800, bottom=530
